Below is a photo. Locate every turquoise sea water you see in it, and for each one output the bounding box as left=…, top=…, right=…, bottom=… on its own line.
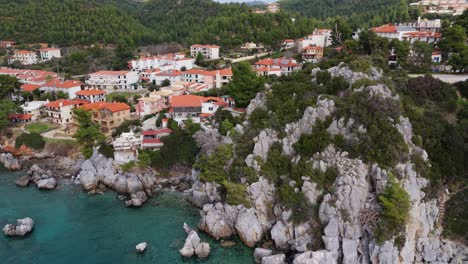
left=0, top=169, right=254, bottom=264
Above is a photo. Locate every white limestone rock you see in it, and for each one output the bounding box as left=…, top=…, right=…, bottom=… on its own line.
left=135, top=242, right=147, bottom=253
left=3, top=217, right=34, bottom=237
left=261, top=254, right=286, bottom=264
left=235, top=208, right=264, bottom=247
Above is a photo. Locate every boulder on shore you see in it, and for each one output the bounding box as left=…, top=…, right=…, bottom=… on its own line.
left=136, top=242, right=147, bottom=253
left=0, top=153, right=21, bottom=171
left=36, top=178, right=57, bottom=190
left=3, top=217, right=34, bottom=237
left=15, top=175, right=31, bottom=187
left=179, top=223, right=211, bottom=258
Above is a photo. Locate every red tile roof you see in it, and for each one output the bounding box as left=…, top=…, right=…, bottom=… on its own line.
left=91, top=70, right=130, bottom=76
left=303, top=45, right=323, bottom=51
left=371, top=24, right=397, bottom=33
left=21, top=84, right=41, bottom=92
left=155, top=70, right=183, bottom=77
left=142, top=128, right=172, bottom=136
left=45, top=99, right=89, bottom=108
left=44, top=79, right=82, bottom=89
left=81, top=102, right=130, bottom=113
left=15, top=50, right=35, bottom=55
left=184, top=69, right=216, bottom=76
left=39, top=48, right=60, bottom=52
left=170, top=95, right=226, bottom=108
left=8, top=113, right=33, bottom=120
left=75, top=89, right=106, bottom=96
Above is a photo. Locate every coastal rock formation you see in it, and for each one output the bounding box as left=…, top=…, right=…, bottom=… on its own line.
left=198, top=203, right=238, bottom=239
left=254, top=248, right=273, bottom=263
left=3, top=217, right=34, bottom=237
left=0, top=153, right=21, bottom=171
left=261, top=254, right=286, bottom=264
left=246, top=92, right=267, bottom=116
left=323, top=62, right=383, bottom=86
left=235, top=208, right=264, bottom=247
left=179, top=223, right=210, bottom=258
left=77, top=150, right=157, bottom=207
left=187, top=181, right=222, bottom=208
left=27, top=164, right=57, bottom=190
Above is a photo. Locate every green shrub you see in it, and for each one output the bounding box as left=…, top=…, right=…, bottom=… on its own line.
left=98, top=142, right=114, bottom=159
left=316, top=70, right=331, bottom=85
left=278, top=183, right=312, bottom=224
left=293, top=119, right=331, bottom=158
left=196, top=144, right=233, bottom=184
left=222, top=180, right=251, bottom=207
left=348, top=59, right=372, bottom=74
left=249, top=108, right=270, bottom=131
left=309, top=167, right=339, bottom=192
left=121, top=160, right=136, bottom=173
left=443, top=189, right=468, bottom=243
left=261, top=143, right=290, bottom=184
left=15, top=132, right=45, bottom=150
left=112, top=119, right=142, bottom=137
left=25, top=123, right=52, bottom=134
left=375, top=175, right=411, bottom=244
left=351, top=78, right=378, bottom=89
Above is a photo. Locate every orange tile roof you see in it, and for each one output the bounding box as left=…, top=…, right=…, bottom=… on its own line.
left=372, top=24, right=397, bottom=33
left=45, top=99, right=89, bottom=108
left=91, top=70, right=130, bottom=76
left=217, top=68, right=233, bottom=76
left=44, top=79, right=82, bottom=89
left=8, top=113, right=33, bottom=120
left=15, top=50, right=35, bottom=55
left=155, top=70, right=183, bottom=77
left=21, top=84, right=41, bottom=92
left=81, top=102, right=130, bottom=113
left=170, top=95, right=226, bottom=108
left=39, top=48, right=60, bottom=52
left=75, top=89, right=106, bottom=96
left=184, top=69, right=216, bottom=76
left=191, top=44, right=220, bottom=49
left=303, top=45, right=323, bottom=51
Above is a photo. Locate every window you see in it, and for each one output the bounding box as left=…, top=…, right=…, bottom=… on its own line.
left=208, top=107, right=213, bottom=111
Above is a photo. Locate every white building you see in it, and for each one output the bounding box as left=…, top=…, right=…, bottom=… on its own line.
left=39, top=48, right=61, bottom=61
left=254, top=58, right=302, bottom=76
left=128, top=53, right=193, bottom=71
left=40, top=80, right=83, bottom=99
left=149, top=70, right=183, bottom=86
left=43, top=99, right=89, bottom=124
left=86, top=70, right=140, bottom=90
left=21, top=101, right=48, bottom=120
left=75, top=88, right=106, bottom=103
left=371, top=18, right=442, bottom=43
left=266, top=2, right=280, bottom=13
left=190, top=44, right=220, bottom=60
left=9, top=50, right=38, bottom=65
left=113, top=132, right=141, bottom=164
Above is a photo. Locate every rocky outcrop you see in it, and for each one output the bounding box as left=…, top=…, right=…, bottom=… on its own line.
left=293, top=250, right=337, bottom=264
left=282, top=98, right=335, bottom=156
left=261, top=254, right=286, bottom=264
left=0, top=153, right=21, bottom=171
left=179, top=223, right=210, bottom=258
left=245, top=129, right=279, bottom=171
left=77, top=149, right=156, bottom=207
left=3, top=217, right=34, bottom=237
left=36, top=177, right=57, bottom=190
left=324, top=62, right=383, bottom=86
left=199, top=203, right=238, bottom=240
left=27, top=164, right=57, bottom=190
left=187, top=181, right=222, bottom=208
left=235, top=207, right=264, bottom=247
left=254, top=248, right=273, bottom=263
left=246, top=92, right=267, bottom=116
left=248, top=177, right=276, bottom=233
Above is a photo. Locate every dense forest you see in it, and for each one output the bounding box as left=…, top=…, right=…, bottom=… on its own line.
left=280, top=0, right=412, bottom=27
left=0, top=0, right=415, bottom=47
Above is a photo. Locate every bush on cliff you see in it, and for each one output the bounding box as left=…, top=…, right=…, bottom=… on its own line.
left=375, top=175, right=411, bottom=243
left=15, top=132, right=45, bottom=150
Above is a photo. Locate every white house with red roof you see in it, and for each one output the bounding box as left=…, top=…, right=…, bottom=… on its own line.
left=75, top=88, right=106, bottom=103
left=169, top=95, right=228, bottom=123
left=181, top=68, right=232, bottom=89
left=190, top=44, right=220, bottom=60
left=43, top=99, right=89, bottom=124
left=128, top=53, right=193, bottom=71
left=86, top=70, right=139, bottom=90
left=0, top=41, right=15, bottom=48
left=149, top=69, right=183, bottom=86
left=371, top=18, right=442, bottom=43
left=39, top=48, right=61, bottom=61
left=281, top=39, right=296, bottom=50
left=141, top=128, right=173, bottom=149
left=254, top=57, right=302, bottom=76
left=0, top=69, right=58, bottom=85
left=21, top=101, right=48, bottom=120
left=431, top=49, right=443, bottom=63
left=8, top=50, right=38, bottom=65
left=40, top=80, right=83, bottom=99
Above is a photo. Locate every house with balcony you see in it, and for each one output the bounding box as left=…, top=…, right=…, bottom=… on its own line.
left=149, top=69, right=183, bottom=86
left=181, top=68, right=232, bottom=89
left=141, top=128, right=173, bottom=149
left=128, top=53, right=193, bottom=71
left=43, top=99, right=89, bottom=124
left=190, top=44, right=220, bottom=60
left=113, top=132, right=141, bottom=164
left=302, top=45, right=324, bottom=63
left=86, top=70, right=139, bottom=91
left=254, top=57, right=302, bottom=76
left=168, top=95, right=228, bottom=123
left=8, top=50, right=38, bottom=65
left=40, top=80, right=83, bottom=99
left=75, top=88, right=106, bottom=103
left=81, top=102, right=131, bottom=133
left=39, top=48, right=61, bottom=61
left=21, top=101, right=48, bottom=120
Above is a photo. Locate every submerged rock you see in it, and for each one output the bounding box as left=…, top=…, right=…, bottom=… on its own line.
left=136, top=242, right=147, bottom=253
left=3, top=217, right=34, bottom=237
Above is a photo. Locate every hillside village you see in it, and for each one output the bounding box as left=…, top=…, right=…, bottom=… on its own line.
left=0, top=1, right=467, bottom=262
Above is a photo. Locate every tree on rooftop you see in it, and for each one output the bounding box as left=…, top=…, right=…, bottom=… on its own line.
left=161, top=79, right=171, bottom=87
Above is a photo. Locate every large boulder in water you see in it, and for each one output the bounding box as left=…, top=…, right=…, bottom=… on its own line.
left=198, top=203, right=238, bottom=240
left=36, top=178, right=57, bottom=190
left=15, top=175, right=31, bottom=187
left=3, top=217, right=34, bottom=237
left=194, top=242, right=210, bottom=258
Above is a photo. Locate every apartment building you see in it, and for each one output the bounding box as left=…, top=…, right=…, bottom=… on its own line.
left=128, top=53, right=193, bottom=71
left=86, top=71, right=139, bottom=90
left=81, top=102, right=131, bottom=133
left=39, top=48, right=62, bottom=61
left=43, top=99, right=89, bottom=124
left=254, top=58, right=302, bottom=76
left=8, top=50, right=38, bottom=65
left=40, top=80, right=83, bottom=99
left=181, top=68, right=232, bottom=89
left=75, top=89, right=106, bottom=103
left=302, top=45, right=324, bottom=63
left=169, top=95, right=228, bottom=123
left=190, top=44, right=220, bottom=60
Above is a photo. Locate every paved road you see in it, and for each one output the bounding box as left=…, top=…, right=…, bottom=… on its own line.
left=409, top=74, right=468, bottom=84
left=41, top=127, right=76, bottom=141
